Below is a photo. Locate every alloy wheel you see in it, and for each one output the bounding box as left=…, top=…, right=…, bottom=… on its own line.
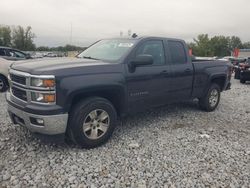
left=82, top=109, right=110, bottom=140
left=209, top=89, right=219, bottom=107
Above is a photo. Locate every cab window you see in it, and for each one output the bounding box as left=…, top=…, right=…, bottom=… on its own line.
left=136, top=40, right=165, bottom=65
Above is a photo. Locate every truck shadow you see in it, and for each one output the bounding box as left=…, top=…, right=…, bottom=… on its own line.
left=116, top=101, right=201, bottom=131
left=30, top=101, right=201, bottom=149
left=243, top=82, right=250, bottom=85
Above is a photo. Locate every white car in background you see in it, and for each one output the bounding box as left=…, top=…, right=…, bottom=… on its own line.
left=44, top=52, right=58, bottom=57
left=0, top=57, right=13, bottom=92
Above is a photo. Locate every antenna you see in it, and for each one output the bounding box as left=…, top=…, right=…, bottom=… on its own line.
left=128, top=29, right=131, bottom=37
left=120, top=31, right=123, bottom=37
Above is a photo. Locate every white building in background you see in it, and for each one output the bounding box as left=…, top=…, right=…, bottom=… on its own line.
left=238, top=49, right=250, bottom=58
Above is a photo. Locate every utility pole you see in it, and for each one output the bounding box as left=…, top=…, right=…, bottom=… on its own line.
left=70, top=22, right=72, bottom=45
left=120, top=31, right=123, bottom=37
left=128, top=29, right=131, bottom=37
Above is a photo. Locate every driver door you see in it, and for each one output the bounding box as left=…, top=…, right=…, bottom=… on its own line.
left=125, top=40, right=172, bottom=113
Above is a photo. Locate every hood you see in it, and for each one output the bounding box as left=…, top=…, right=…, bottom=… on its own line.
left=11, top=57, right=111, bottom=75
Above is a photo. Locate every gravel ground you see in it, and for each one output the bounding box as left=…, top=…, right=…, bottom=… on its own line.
left=0, top=79, right=250, bottom=188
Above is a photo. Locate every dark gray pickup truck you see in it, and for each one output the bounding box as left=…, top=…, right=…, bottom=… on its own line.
left=6, top=37, right=232, bottom=148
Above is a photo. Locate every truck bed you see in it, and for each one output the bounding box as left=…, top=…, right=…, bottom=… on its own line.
left=191, top=60, right=231, bottom=98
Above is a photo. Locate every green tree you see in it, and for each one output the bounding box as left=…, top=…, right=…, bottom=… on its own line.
left=36, top=46, right=50, bottom=51
left=210, top=36, right=230, bottom=57
left=36, top=45, right=87, bottom=52
left=191, top=34, right=214, bottom=56
left=242, top=42, right=250, bottom=49
left=189, top=34, right=246, bottom=57
left=0, top=25, right=11, bottom=47
left=228, top=36, right=243, bottom=51
left=12, top=26, right=36, bottom=50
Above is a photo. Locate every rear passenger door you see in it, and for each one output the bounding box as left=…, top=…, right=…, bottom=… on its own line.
left=167, top=40, right=194, bottom=100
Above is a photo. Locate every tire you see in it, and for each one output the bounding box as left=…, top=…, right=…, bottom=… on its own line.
left=0, top=75, right=8, bottom=92
left=199, top=84, right=221, bottom=112
left=67, top=97, right=117, bottom=148
left=240, top=79, right=246, bottom=84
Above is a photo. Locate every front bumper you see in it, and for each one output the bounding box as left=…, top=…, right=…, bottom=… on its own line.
left=8, top=103, right=68, bottom=135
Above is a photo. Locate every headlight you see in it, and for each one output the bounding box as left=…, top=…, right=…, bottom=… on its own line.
left=30, top=78, right=55, bottom=88
left=31, top=92, right=56, bottom=104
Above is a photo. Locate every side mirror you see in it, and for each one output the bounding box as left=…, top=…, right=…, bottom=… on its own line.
left=131, top=54, right=153, bottom=66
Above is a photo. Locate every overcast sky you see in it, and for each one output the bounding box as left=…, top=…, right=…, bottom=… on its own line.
left=1, top=0, right=250, bottom=47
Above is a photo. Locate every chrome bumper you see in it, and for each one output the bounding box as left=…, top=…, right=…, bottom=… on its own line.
left=8, top=104, right=68, bottom=135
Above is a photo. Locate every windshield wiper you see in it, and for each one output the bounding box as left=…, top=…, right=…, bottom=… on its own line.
left=82, top=56, right=100, bottom=60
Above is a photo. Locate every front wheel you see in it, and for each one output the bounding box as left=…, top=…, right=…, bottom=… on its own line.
left=68, top=97, right=117, bottom=148
left=199, top=84, right=221, bottom=112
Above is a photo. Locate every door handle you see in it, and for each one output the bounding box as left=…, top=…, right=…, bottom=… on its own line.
left=184, top=68, right=192, bottom=73
left=160, top=70, right=169, bottom=76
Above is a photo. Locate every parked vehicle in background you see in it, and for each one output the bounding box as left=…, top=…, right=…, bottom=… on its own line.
left=230, top=57, right=246, bottom=66
left=192, top=56, right=217, bottom=61
left=28, top=52, right=44, bottom=59
left=0, top=57, right=13, bottom=92
left=219, top=56, right=235, bottom=62
left=234, top=57, right=249, bottom=80
left=234, top=66, right=241, bottom=79
left=6, top=37, right=232, bottom=148
left=45, top=52, right=57, bottom=57
left=239, top=57, right=250, bottom=83
left=0, top=46, right=31, bottom=61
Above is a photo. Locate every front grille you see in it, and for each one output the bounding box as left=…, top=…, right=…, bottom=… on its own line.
left=10, top=74, right=26, bottom=85
left=11, top=87, right=27, bottom=101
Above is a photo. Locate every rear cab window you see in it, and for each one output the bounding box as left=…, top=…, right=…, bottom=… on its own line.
left=168, top=41, right=187, bottom=64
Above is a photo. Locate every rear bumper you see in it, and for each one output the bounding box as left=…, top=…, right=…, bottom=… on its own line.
left=8, top=103, right=68, bottom=135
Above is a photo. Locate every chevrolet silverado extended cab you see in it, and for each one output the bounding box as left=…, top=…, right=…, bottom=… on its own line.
left=6, top=37, right=232, bottom=148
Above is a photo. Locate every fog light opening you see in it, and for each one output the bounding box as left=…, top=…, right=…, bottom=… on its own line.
left=30, top=117, right=44, bottom=126
left=36, top=119, right=44, bottom=125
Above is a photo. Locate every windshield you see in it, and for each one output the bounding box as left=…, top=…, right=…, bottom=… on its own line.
left=77, top=39, right=136, bottom=61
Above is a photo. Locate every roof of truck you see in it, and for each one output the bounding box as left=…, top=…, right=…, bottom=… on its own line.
left=104, top=36, right=185, bottom=42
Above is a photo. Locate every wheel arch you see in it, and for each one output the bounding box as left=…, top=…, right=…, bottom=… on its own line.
left=66, top=86, right=126, bottom=117
left=209, top=74, right=227, bottom=91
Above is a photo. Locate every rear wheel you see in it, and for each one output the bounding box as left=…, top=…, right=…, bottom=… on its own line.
left=68, top=97, right=117, bottom=148
left=0, top=75, right=8, bottom=92
left=199, top=84, right=221, bottom=112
